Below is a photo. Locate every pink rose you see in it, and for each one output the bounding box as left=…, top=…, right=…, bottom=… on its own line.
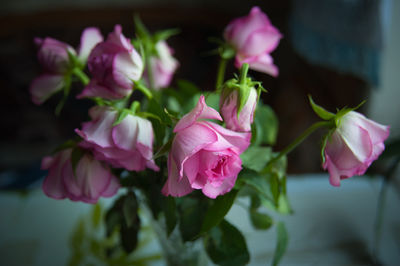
left=78, top=25, right=144, bottom=100
left=42, top=149, right=120, bottom=204
left=147, top=41, right=179, bottom=90
left=224, top=6, right=282, bottom=76
left=324, top=111, right=390, bottom=186
left=30, top=28, right=103, bottom=104
left=220, top=87, right=258, bottom=132
left=162, top=95, right=251, bottom=198
left=75, top=106, right=159, bottom=172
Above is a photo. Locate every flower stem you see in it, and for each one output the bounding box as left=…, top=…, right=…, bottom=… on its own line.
left=72, top=68, right=90, bottom=85
left=264, top=120, right=334, bottom=172
left=239, top=63, right=249, bottom=85
left=216, top=57, right=227, bottom=90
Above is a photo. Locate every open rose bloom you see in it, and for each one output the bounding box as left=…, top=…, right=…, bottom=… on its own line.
left=76, top=106, right=159, bottom=172
left=162, top=96, right=251, bottom=198
left=41, top=149, right=120, bottom=204
left=78, top=25, right=143, bottom=100
left=324, top=111, right=390, bottom=186
left=30, top=28, right=103, bottom=104
left=224, top=6, right=282, bottom=76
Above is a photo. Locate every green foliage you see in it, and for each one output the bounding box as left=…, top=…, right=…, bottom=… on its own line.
left=249, top=210, right=273, bottom=230
left=271, top=222, right=288, bottom=266
left=204, top=220, right=250, bottom=266
left=308, top=95, right=335, bottom=120
left=253, top=102, right=279, bottom=145
left=200, top=190, right=238, bottom=234
left=105, top=192, right=141, bottom=254
left=241, top=146, right=273, bottom=172
left=177, top=195, right=209, bottom=241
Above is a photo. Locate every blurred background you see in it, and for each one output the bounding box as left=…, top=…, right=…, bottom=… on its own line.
left=0, top=0, right=399, bottom=265
left=1, top=0, right=399, bottom=176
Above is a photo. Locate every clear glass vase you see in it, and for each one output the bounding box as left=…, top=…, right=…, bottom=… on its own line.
left=146, top=211, right=209, bottom=266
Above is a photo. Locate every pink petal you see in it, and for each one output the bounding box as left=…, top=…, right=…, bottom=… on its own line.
left=30, top=74, right=64, bottom=105
left=78, top=27, right=104, bottom=63
left=77, top=80, right=123, bottom=99
left=63, top=155, right=112, bottom=203
left=171, top=122, right=218, bottom=178
left=240, top=26, right=282, bottom=56
left=202, top=121, right=251, bottom=153
left=41, top=150, right=71, bottom=199
left=113, top=50, right=143, bottom=89
left=235, top=53, right=279, bottom=77
left=202, top=175, right=237, bottom=199
left=225, top=7, right=271, bottom=50
left=101, top=175, right=120, bottom=197
left=182, top=152, right=200, bottom=185
left=76, top=107, right=116, bottom=148
left=174, top=95, right=222, bottom=132
left=162, top=156, right=193, bottom=197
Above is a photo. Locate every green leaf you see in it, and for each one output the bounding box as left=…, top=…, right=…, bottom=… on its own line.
left=177, top=196, right=209, bottom=242
left=164, top=196, right=177, bottom=236
left=70, top=218, right=85, bottom=250
left=200, top=190, right=238, bottom=234
left=253, top=103, right=279, bottom=145
left=308, top=95, right=335, bottom=120
left=241, top=146, right=272, bottom=172
left=134, top=14, right=150, bottom=39
left=112, top=109, right=130, bottom=127
left=204, top=219, right=250, bottom=266
left=269, top=173, right=280, bottom=204
left=123, top=192, right=138, bottom=228
left=91, top=203, right=102, bottom=229
left=249, top=210, right=273, bottom=230
left=271, top=222, right=289, bottom=266
left=205, top=92, right=220, bottom=110
left=153, top=28, right=180, bottom=43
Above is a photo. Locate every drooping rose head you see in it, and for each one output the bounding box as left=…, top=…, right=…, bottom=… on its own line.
left=30, top=27, right=103, bottom=105
left=41, top=149, right=120, bottom=204
left=323, top=111, right=390, bottom=186
left=75, top=106, right=159, bottom=172
left=224, top=6, right=282, bottom=76
left=147, top=41, right=179, bottom=90
left=78, top=25, right=144, bottom=100
left=220, top=86, right=258, bottom=132
left=162, top=95, right=251, bottom=198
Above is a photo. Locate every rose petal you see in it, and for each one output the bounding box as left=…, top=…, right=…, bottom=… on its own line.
left=113, top=50, right=143, bottom=89
left=162, top=156, right=193, bottom=197
left=235, top=53, right=279, bottom=77
left=30, top=74, right=64, bottom=105
left=78, top=27, right=104, bottom=63
left=174, top=95, right=222, bottom=132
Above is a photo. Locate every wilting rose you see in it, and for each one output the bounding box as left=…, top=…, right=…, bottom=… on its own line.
left=78, top=25, right=143, bottom=100
left=162, top=95, right=251, bottom=198
left=220, top=87, right=258, bottom=132
left=147, top=41, right=179, bottom=90
left=30, top=27, right=103, bottom=104
left=224, top=6, right=282, bottom=76
left=324, top=111, right=390, bottom=186
left=75, top=106, right=159, bottom=172
left=41, top=149, right=120, bottom=204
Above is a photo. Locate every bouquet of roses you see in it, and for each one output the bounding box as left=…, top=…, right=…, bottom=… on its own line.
left=30, top=6, right=390, bottom=265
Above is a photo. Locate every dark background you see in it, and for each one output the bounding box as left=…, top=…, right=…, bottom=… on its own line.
left=0, top=0, right=374, bottom=178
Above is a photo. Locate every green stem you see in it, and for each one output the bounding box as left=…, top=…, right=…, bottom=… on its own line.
left=239, top=63, right=249, bottom=85
left=216, top=57, right=227, bottom=90
left=136, top=82, right=153, bottom=99
left=72, top=68, right=90, bottom=85
left=264, top=121, right=334, bottom=172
